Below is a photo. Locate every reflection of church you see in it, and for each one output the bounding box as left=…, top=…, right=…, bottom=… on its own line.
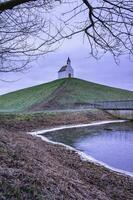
left=58, top=57, right=74, bottom=79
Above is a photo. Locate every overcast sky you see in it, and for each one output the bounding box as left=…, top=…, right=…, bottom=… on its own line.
left=0, top=1, right=133, bottom=95
left=0, top=33, right=133, bottom=95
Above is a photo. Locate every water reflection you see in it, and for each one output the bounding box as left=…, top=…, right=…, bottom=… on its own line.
left=42, top=121, right=133, bottom=173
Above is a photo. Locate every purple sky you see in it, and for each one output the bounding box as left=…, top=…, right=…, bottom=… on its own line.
left=0, top=1, right=133, bottom=95
left=0, top=34, right=133, bottom=95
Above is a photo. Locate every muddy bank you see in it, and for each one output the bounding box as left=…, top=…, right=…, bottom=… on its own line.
left=0, top=128, right=133, bottom=200
left=0, top=109, right=114, bottom=132
left=0, top=109, right=133, bottom=199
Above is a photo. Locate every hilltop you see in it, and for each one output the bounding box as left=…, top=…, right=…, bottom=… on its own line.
left=0, top=78, right=133, bottom=112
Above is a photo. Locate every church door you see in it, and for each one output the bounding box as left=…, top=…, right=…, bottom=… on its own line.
left=68, top=73, right=71, bottom=78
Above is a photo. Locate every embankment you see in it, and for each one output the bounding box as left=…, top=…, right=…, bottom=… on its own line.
left=0, top=109, right=114, bottom=132
left=106, top=109, right=133, bottom=120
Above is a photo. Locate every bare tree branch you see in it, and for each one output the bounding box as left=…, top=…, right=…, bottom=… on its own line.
left=0, top=0, right=36, bottom=11
left=58, top=0, right=133, bottom=61
left=0, top=0, right=133, bottom=74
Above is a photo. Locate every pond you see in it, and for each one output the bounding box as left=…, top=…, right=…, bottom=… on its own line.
left=41, top=121, right=133, bottom=174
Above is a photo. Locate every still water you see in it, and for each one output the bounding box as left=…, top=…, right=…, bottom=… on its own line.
left=42, top=121, right=133, bottom=173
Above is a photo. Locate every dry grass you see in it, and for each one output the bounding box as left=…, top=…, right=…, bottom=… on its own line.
left=0, top=129, right=133, bottom=200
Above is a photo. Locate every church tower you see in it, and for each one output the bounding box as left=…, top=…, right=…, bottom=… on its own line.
left=67, top=57, right=71, bottom=66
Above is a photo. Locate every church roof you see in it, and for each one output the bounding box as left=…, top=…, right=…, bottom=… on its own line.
left=58, top=65, right=67, bottom=73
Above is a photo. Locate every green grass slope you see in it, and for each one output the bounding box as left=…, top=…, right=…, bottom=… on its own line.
left=55, top=78, right=133, bottom=104
left=0, top=79, right=66, bottom=112
left=0, top=78, right=133, bottom=112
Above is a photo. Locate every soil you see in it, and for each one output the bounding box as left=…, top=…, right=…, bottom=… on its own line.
left=0, top=109, right=114, bottom=132
left=0, top=110, right=133, bottom=200
left=28, top=79, right=69, bottom=111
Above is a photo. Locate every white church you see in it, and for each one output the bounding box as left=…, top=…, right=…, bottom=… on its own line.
left=58, top=57, right=74, bottom=79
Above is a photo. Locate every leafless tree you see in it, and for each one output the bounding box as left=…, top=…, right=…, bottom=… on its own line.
left=58, top=0, right=133, bottom=61
left=0, top=0, right=60, bottom=73
left=0, top=0, right=133, bottom=73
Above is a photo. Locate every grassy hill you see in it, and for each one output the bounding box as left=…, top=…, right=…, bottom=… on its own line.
left=0, top=78, right=133, bottom=112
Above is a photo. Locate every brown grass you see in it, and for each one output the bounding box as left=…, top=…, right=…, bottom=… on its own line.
left=0, top=129, right=133, bottom=200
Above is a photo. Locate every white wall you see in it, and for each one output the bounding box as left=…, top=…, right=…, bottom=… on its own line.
left=107, top=110, right=133, bottom=120
left=58, top=67, right=74, bottom=79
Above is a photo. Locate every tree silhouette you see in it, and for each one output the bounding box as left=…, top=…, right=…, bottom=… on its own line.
left=59, top=0, right=133, bottom=60
left=0, top=0, right=133, bottom=73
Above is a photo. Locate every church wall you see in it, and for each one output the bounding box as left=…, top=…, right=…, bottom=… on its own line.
left=58, top=68, right=74, bottom=79
left=58, top=71, right=66, bottom=79
left=66, top=67, right=74, bottom=77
